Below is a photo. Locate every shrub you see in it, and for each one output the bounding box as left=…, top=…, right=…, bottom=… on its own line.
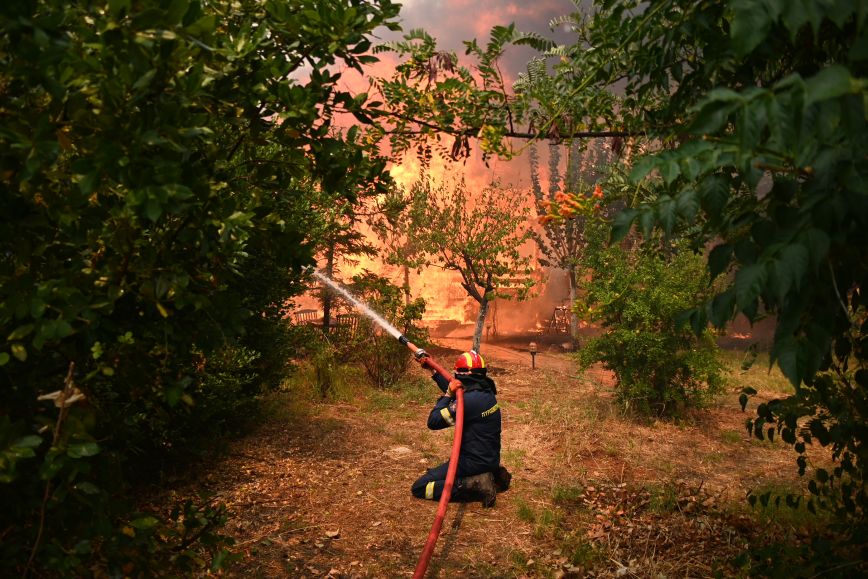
left=578, top=235, right=724, bottom=415
left=346, top=272, right=428, bottom=389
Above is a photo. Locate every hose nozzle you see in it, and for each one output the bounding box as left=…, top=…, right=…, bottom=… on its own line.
left=398, top=335, right=428, bottom=361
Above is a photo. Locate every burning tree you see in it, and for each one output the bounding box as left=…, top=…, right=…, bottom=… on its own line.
left=405, top=177, right=535, bottom=352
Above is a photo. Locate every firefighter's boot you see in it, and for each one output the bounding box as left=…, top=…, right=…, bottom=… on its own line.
left=494, top=465, right=512, bottom=492
left=459, top=472, right=497, bottom=508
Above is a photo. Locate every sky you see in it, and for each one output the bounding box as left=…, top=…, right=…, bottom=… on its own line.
left=381, top=0, right=579, bottom=79
left=347, top=0, right=584, bottom=191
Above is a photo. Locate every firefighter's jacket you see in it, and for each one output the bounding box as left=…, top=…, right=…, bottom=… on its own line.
left=427, top=372, right=501, bottom=475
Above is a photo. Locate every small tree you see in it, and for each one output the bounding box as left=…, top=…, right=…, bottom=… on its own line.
left=578, top=231, right=724, bottom=415
left=407, top=178, right=535, bottom=352
left=348, top=271, right=427, bottom=388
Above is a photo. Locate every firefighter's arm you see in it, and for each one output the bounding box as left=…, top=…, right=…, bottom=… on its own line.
left=427, top=395, right=456, bottom=430
left=431, top=372, right=449, bottom=394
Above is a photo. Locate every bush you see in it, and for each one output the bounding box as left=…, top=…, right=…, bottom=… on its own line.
left=578, top=235, right=724, bottom=415
left=347, top=272, right=428, bottom=389
left=0, top=0, right=399, bottom=572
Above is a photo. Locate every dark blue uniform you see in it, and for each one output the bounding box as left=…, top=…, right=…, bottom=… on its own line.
left=411, top=372, right=501, bottom=501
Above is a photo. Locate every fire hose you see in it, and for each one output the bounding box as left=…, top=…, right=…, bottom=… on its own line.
left=309, top=271, right=464, bottom=576
left=398, top=335, right=464, bottom=579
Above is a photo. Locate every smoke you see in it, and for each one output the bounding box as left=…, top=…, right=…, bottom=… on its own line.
left=299, top=1, right=605, bottom=337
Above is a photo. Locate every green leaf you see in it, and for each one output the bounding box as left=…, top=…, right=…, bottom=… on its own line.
left=7, top=324, right=34, bottom=342
left=130, top=516, right=160, bottom=530
left=75, top=481, right=101, bottom=495
left=0, top=352, right=9, bottom=366
left=108, top=0, right=132, bottom=17
left=166, top=0, right=190, bottom=25
left=698, top=175, right=730, bottom=217
left=778, top=242, right=810, bottom=292
left=734, top=263, right=767, bottom=308
left=848, top=33, right=868, bottom=61
left=805, top=65, right=856, bottom=106
left=610, top=209, right=638, bottom=242
left=132, top=69, right=157, bottom=91
left=165, top=385, right=182, bottom=407
left=660, top=160, right=680, bottom=185
left=67, top=442, right=100, bottom=458
left=773, top=337, right=801, bottom=387
left=185, top=15, right=216, bottom=35
left=629, top=156, right=658, bottom=182
left=689, top=101, right=736, bottom=134
left=799, top=228, right=830, bottom=270
left=730, top=0, right=772, bottom=57
left=14, top=435, right=43, bottom=449
left=656, top=195, right=677, bottom=235
left=709, top=288, right=736, bottom=327
left=782, top=0, right=824, bottom=39
left=708, top=244, right=733, bottom=278
left=10, top=343, right=27, bottom=362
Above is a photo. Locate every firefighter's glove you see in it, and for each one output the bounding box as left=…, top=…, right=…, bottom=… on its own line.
left=447, top=379, right=463, bottom=397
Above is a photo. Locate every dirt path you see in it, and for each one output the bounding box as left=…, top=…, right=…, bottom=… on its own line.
left=164, top=340, right=819, bottom=578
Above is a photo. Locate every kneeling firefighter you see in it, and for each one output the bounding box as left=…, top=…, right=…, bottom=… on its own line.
left=411, top=350, right=512, bottom=507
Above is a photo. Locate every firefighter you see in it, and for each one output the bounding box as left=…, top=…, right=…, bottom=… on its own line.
left=411, top=350, right=511, bottom=507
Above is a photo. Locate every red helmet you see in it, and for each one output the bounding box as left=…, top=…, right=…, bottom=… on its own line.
left=454, top=350, right=486, bottom=373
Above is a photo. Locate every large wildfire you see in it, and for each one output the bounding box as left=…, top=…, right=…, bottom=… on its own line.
left=295, top=148, right=579, bottom=340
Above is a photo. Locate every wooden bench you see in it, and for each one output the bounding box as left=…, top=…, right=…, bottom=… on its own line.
left=332, top=313, right=360, bottom=339
left=293, top=309, right=320, bottom=326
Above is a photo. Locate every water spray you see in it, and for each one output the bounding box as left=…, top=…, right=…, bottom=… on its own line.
left=310, top=269, right=464, bottom=578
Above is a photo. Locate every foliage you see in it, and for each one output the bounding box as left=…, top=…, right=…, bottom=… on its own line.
left=402, top=177, right=535, bottom=352
left=347, top=271, right=428, bottom=389
left=373, top=0, right=868, bottom=563
left=0, top=0, right=400, bottom=574
left=312, top=342, right=344, bottom=400
left=557, top=0, right=868, bottom=555
left=578, top=227, right=724, bottom=415
left=528, top=0, right=868, bottom=564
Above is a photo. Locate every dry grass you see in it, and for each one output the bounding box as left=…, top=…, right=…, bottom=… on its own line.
left=153, top=341, right=835, bottom=578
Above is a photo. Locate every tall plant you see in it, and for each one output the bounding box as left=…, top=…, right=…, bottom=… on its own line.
left=0, top=0, right=400, bottom=574
left=529, top=140, right=614, bottom=338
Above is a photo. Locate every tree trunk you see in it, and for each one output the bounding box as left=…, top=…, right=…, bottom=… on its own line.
left=568, top=264, right=579, bottom=341
left=472, top=297, right=489, bottom=353
left=322, top=242, right=335, bottom=334
left=402, top=264, right=411, bottom=306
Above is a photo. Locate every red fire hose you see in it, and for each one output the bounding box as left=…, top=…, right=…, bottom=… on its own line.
left=399, top=336, right=464, bottom=579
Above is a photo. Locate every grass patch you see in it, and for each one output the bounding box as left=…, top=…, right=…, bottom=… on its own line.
left=552, top=484, right=585, bottom=506
left=363, top=376, right=432, bottom=420
left=719, top=349, right=794, bottom=396
left=645, top=482, right=679, bottom=514
left=515, top=498, right=535, bottom=523
left=281, top=359, right=364, bottom=403
left=561, top=533, right=604, bottom=568
left=501, top=448, right=527, bottom=471
left=721, top=429, right=745, bottom=444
